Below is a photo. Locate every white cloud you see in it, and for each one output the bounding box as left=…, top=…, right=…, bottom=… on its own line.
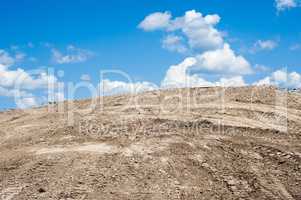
left=138, top=11, right=171, bottom=31
left=276, top=0, right=299, bottom=11
left=162, top=35, right=188, bottom=53
left=139, top=10, right=252, bottom=90
left=253, top=40, right=278, bottom=51
left=161, top=57, right=246, bottom=88
left=169, top=10, right=223, bottom=50
left=193, top=43, right=252, bottom=75
left=99, top=79, right=158, bottom=96
left=99, top=69, right=246, bottom=96
left=52, top=45, right=93, bottom=64
left=16, top=97, right=38, bottom=109
left=0, top=50, right=15, bottom=67
left=0, top=67, right=57, bottom=90
left=1, top=48, right=27, bottom=68
left=139, top=10, right=224, bottom=50
left=80, top=74, right=91, bottom=81
left=161, top=57, right=213, bottom=88
left=0, top=49, right=62, bottom=108
left=255, top=69, right=301, bottom=88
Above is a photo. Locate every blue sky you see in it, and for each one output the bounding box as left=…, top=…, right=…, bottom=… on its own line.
left=0, top=0, right=301, bottom=109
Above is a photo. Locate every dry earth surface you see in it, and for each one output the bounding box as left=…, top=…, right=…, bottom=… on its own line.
left=0, top=86, right=301, bottom=199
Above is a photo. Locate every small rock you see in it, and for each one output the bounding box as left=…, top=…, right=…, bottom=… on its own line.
left=38, top=188, right=46, bottom=193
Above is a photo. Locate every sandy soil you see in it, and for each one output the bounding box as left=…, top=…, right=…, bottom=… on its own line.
left=0, top=86, right=300, bottom=199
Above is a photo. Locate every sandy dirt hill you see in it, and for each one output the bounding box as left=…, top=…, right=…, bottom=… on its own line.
left=0, top=86, right=301, bottom=199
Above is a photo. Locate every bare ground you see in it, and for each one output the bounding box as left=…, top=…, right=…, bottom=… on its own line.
left=0, top=86, right=300, bottom=199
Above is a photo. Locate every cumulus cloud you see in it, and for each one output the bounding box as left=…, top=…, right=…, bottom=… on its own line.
left=161, top=57, right=246, bottom=88
left=0, top=67, right=57, bottom=90
left=0, top=49, right=61, bottom=108
left=139, top=10, right=224, bottom=51
left=193, top=43, right=252, bottom=75
left=138, top=11, right=171, bottom=31
left=162, top=35, right=188, bottom=53
left=52, top=45, right=93, bottom=64
left=99, top=79, right=158, bottom=96
left=105, top=8, right=255, bottom=94
left=140, top=10, right=251, bottom=73
left=161, top=57, right=213, bottom=88
left=276, top=0, right=299, bottom=11
left=139, top=10, right=254, bottom=90
left=158, top=42, right=252, bottom=89
left=255, top=69, right=301, bottom=88
left=169, top=10, right=223, bottom=50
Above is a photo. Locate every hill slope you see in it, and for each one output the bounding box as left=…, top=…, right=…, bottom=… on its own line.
left=0, top=86, right=301, bottom=199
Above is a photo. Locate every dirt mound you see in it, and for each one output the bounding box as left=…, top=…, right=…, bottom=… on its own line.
left=0, top=86, right=300, bottom=199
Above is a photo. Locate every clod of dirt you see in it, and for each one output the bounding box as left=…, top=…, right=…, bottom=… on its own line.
left=38, top=188, right=46, bottom=193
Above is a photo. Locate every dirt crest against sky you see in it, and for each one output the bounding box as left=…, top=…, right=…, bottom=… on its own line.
left=0, top=86, right=301, bottom=199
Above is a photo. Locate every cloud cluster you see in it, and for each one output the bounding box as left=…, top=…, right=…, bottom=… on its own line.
left=2, top=6, right=301, bottom=109
left=103, top=10, right=301, bottom=95
left=139, top=10, right=252, bottom=89
left=255, top=69, right=301, bottom=88
left=52, top=45, right=93, bottom=64
left=101, top=9, right=300, bottom=95
left=139, top=10, right=223, bottom=50
left=0, top=49, right=60, bottom=108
